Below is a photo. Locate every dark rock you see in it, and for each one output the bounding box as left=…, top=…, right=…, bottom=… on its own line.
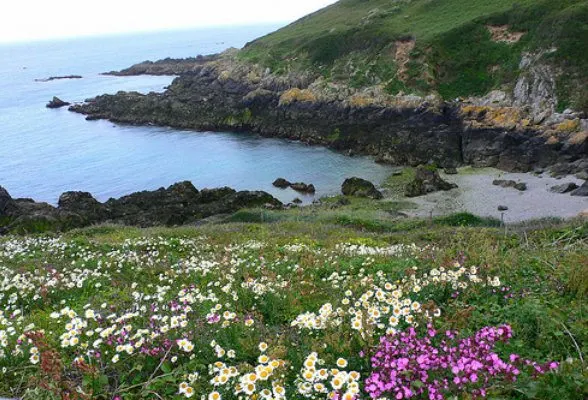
left=103, top=54, right=220, bottom=76
left=498, top=205, right=509, bottom=211
left=0, top=181, right=282, bottom=234
left=0, top=187, right=14, bottom=214
left=405, top=166, right=458, bottom=197
left=35, top=75, right=82, bottom=82
left=549, top=163, right=574, bottom=177
left=492, top=179, right=527, bottom=191
left=444, top=167, right=458, bottom=175
left=0, top=186, right=19, bottom=218
left=197, top=187, right=234, bottom=203
left=273, top=178, right=291, bottom=189
left=290, top=182, right=316, bottom=194
left=571, top=181, right=588, bottom=197
left=576, top=171, right=588, bottom=181
left=342, top=177, right=383, bottom=199
left=292, top=197, right=303, bottom=204
left=46, top=96, right=70, bottom=109
left=58, top=191, right=107, bottom=224
left=549, top=183, right=579, bottom=194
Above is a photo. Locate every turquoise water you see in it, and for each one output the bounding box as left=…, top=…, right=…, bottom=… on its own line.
left=0, top=26, right=392, bottom=204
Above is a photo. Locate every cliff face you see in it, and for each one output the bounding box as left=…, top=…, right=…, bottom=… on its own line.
left=70, top=50, right=586, bottom=173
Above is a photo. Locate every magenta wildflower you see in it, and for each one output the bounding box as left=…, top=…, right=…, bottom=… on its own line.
left=364, top=325, right=559, bottom=399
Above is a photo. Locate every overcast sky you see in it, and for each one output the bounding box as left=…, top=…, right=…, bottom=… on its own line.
left=0, top=0, right=338, bottom=43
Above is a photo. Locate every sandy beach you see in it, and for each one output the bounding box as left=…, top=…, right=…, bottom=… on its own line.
left=403, top=168, right=587, bottom=223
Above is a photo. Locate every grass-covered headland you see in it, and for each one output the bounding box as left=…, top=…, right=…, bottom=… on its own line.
left=0, top=214, right=586, bottom=399
left=242, top=0, right=588, bottom=112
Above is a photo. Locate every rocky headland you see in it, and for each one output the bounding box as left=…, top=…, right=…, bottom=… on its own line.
left=35, top=75, right=82, bottom=82
left=103, top=54, right=220, bottom=76
left=70, top=47, right=587, bottom=175
left=0, top=182, right=281, bottom=234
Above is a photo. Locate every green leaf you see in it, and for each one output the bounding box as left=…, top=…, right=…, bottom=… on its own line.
left=161, top=362, right=172, bottom=374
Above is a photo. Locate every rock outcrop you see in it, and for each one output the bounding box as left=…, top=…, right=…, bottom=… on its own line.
left=0, top=182, right=282, bottom=234
left=290, top=183, right=315, bottom=194
left=492, top=180, right=527, bottom=191
left=341, top=177, right=383, bottom=199
left=405, top=166, right=458, bottom=197
left=549, top=183, right=579, bottom=194
left=272, top=178, right=291, bottom=188
left=69, top=50, right=587, bottom=174
left=35, top=75, right=82, bottom=82
left=571, top=181, right=588, bottom=197
left=103, top=54, right=221, bottom=76
left=47, top=97, right=70, bottom=109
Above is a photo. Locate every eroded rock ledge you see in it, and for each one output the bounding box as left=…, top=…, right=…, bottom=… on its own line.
left=70, top=51, right=587, bottom=174
left=0, top=182, right=281, bottom=234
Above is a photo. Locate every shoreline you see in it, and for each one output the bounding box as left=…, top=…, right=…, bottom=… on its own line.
left=398, top=168, right=587, bottom=223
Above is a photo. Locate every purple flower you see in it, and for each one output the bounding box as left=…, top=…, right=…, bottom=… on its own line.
left=364, top=325, right=559, bottom=400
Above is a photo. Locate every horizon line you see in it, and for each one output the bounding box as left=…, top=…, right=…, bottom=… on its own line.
left=0, top=21, right=287, bottom=46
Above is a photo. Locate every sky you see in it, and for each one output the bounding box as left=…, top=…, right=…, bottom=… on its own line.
left=0, top=0, right=338, bottom=44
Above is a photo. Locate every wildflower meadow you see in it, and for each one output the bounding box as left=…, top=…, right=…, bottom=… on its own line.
left=0, top=221, right=586, bottom=399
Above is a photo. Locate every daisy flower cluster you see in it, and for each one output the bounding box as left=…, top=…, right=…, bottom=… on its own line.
left=195, top=342, right=287, bottom=400
left=0, top=233, right=561, bottom=400
left=296, top=353, right=361, bottom=400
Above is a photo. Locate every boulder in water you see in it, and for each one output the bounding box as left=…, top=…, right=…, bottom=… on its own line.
left=46, top=96, right=70, bottom=109
left=290, top=182, right=316, bottom=194
left=272, top=178, right=291, bottom=189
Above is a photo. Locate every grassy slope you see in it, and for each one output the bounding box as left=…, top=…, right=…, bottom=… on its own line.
left=0, top=211, right=586, bottom=399
left=241, top=0, right=588, bottom=111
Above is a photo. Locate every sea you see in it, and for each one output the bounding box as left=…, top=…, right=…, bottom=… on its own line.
left=0, top=25, right=393, bottom=205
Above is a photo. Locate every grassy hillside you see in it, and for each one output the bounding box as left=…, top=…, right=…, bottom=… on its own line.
left=0, top=213, right=586, bottom=399
left=241, top=0, right=588, bottom=111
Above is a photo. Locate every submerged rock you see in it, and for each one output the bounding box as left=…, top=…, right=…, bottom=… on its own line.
left=498, top=205, right=509, bottom=211
left=46, top=96, right=71, bottom=109
left=405, top=166, right=458, bottom=197
left=341, top=177, right=383, bottom=199
left=549, top=183, right=579, bottom=194
left=444, top=167, right=458, bottom=175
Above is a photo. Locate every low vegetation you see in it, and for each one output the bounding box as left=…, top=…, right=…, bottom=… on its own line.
left=0, top=209, right=586, bottom=399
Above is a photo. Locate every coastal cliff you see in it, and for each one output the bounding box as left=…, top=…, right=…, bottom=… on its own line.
left=70, top=0, right=588, bottom=173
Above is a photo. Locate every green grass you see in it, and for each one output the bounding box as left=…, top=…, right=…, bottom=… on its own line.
left=240, top=0, right=588, bottom=111
left=0, top=215, right=586, bottom=399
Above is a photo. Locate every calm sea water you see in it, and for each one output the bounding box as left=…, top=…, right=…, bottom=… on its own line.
left=0, top=26, right=392, bottom=204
